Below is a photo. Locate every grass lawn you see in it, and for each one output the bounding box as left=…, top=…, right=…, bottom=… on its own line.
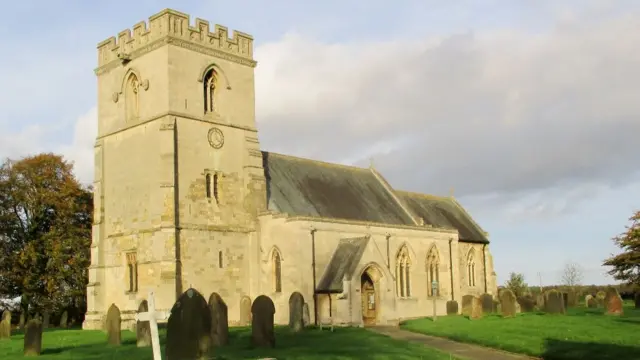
left=402, top=304, right=640, bottom=360
left=0, top=325, right=458, bottom=360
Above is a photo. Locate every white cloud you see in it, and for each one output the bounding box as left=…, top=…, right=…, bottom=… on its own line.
left=57, top=107, right=97, bottom=185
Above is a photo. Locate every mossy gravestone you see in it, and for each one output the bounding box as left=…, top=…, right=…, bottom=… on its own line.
left=604, top=287, right=623, bottom=316
left=0, top=310, right=11, bottom=340
left=208, top=292, right=229, bottom=346
left=251, top=295, right=276, bottom=348
left=166, top=288, right=212, bottom=360
left=136, top=300, right=151, bottom=347
left=545, top=290, right=566, bottom=314
left=461, top=295, right=474, bottom=317
left=446, top=300, right=458, bottom=315
left=288, top=292, right=304, bottom=333
left=499, top=289, right=517, bottom=317
left=106, top=304, right=122, bottom=346
left=23, top=319, right=43, bottom=356
left=480, top=293, right=494, bottom=313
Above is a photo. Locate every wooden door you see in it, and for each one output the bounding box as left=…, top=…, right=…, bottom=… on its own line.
left=362, top=280, right=377, bottom=325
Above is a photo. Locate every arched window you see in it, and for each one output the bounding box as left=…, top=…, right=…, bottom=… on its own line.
left=467, top=249, right=476, bottom=287
left=213, top=173, right=219, bottom=203
left=426, top=246, right=440, bottom=297
left=203, top=69, right=217, bottom=113
left=395, top=246, right=412, bottom=298
left=126, top=252, right=138, bottom=293
left=218, top=250, right=223, bottom=268
left=272, top=249, right=282, bottom=293
left=205, top=173, right=212, bottom=199
left=125, top=73, right=139, bottom=120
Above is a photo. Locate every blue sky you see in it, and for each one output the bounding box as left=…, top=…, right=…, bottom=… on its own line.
left=1, top=0, right=639, bottom=287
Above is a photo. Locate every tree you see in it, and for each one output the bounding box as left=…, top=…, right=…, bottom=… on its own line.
left=504, top=272, right=528, bottom=297
left=604, top=210, right=640, bottom=287
left=0, top=153, right=92, bottom=314
left=561, top=262, right=584, bottom=287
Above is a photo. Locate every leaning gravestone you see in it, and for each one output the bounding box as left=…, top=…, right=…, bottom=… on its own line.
left=302, top=303, right=310, bottom=326
left=288, top=292, right=304, bottom=332
left=166, top=288, right=212, bottom=360
left=446, top=300, right=459, bottom=315
left=499, top=289, right=517, bottom=317
left=106, top=304, right=122, bottom=346
left=0, top=310, right=11, bottom=340
left=604, top=287, right=624, bottom=316
left=136, top=300, right=151, bottom=347
left=59, top=310, right=68, bottom=328
left=23, top=319, right=43, bottom=356
left=461, top=295, right=474, bottom=317
left=480, top=293, right=494, bottom=313
left=208, top=292, right=229, bottom=346
left=517, top=296, right=536, bottom=312
left=239, top=296, right=252, bottom=326
left=251, top=295, right=276, bottom=348
left=545, top=290, right=566, bottom=314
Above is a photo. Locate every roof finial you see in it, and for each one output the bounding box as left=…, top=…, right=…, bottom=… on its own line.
left=449, top=187, right=455, bottom=198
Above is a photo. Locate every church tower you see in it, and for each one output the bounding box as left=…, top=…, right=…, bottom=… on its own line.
left=84, top=9, right=266, bottom=329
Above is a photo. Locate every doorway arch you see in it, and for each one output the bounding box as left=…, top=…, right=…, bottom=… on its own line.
left=360, top=264, right=383, bottom=326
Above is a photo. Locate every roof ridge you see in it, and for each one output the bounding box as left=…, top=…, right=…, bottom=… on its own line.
left=262, top=151, right=369, bottom=172
left=396, top=189, right=450, bottom=200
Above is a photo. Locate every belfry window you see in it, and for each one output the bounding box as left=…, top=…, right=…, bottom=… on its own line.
left=203, top=69, right=217, bottom=114
left=125, top=73, right=139, bottom=120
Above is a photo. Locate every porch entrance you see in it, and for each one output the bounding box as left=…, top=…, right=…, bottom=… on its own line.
left=361, top=272, right=378, bottom=325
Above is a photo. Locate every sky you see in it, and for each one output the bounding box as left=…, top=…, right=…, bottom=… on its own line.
left=1, top=0, right=638, bottom=287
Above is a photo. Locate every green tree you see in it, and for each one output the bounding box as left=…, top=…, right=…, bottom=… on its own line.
left=505, top=272, right=528, bottom=297
left=604, top=210, right=640, bottom=287
left=0, top=153, right=92, bottom=314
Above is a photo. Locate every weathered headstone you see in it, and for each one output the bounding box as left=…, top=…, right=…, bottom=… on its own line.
left=446, top=300, right=458, bottom=315
left=545, top=290, right=566, bottom=314
left=535, top=293, right=545, bottom=310
left=604, top=287, right=624, bottom=316
left=302, top=303, right=310, bottom=326
left=461, top=295, right=474, bottom=317
left=166, top=288, right=212, bottom=360
left=517, top=296, right=536, bottom=312
left=470, top=296, right=483, bottom=319
left=135, top=292, right=169, bottom=360
left=208, top=292, right=229, bottom=346
left=19, top=312, right=25, bottom=329
left=288, top=292, right=304, bottom=332
left=0, top=310, right=11, bottom=340
left=42, top=312, right=50, bottom=329
left=23, top=319, right=43, bottom=356
left=240, top=296, right=252, bottom=326
left=59, top=310, right=68, bottom=328
left=251, top=295, right=276, bottom=348
left=106, top=303, right=122, bottom=346
left=479, top=293, right=494, bottom=313
left=136, top=300, right=151, bottom=347
left=499, top=289, right=517, bottom=317
left=634, top=292, right=640, bottom=309
left=596, top=291, right=606, bottom=307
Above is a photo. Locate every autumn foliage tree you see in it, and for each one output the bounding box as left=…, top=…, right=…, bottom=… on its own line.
left=0, top=153, right=92, bottom=314
left=604, top=210, right=640, bottom=288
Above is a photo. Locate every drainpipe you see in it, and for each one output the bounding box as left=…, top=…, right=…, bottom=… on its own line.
left=173, top=118, right=183, bottom=299
left=311, top=227, right=318, bottom=326
left=482, top=244, right=488, bottom=293
left=385, top=233, right=391, bottom=271
left=448, top=238, right=454, bottom=301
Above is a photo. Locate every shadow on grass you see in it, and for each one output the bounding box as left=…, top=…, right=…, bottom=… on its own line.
left=542, top=338, right=640, bottom=360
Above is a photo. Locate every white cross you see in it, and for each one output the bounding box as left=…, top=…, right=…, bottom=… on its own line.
left=135, top=291, right=169, bottom=360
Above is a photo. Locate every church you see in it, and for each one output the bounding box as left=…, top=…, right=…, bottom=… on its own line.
left=83, top=8, right=497, bottom=330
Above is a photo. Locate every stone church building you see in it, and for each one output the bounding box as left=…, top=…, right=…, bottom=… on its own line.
left=83, top=8, right=497, bottom=330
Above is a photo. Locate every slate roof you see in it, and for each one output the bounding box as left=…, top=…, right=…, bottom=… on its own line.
left=316, top=237, right=370, bottom=293
left=261, top=151, right=488, bottom=244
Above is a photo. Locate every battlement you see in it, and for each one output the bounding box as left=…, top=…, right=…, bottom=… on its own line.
left=97, top=9, right=254, bottom=68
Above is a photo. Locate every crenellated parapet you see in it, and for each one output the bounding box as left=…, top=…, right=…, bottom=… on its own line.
left=96, top=8, right=255, bottom=70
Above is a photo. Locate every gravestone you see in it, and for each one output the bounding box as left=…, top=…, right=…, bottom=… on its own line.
left=23, top=319, right=43, bottom=356
left=251, top=295, right=276, bottom=348
left=596, top=291, right=606, bottom=307
left=461, top=295, right=474, bottom=317
left=480, top=293, right=494, bottom=313
left=240, top=296, right=252, bottom=326
left=544, top=290, right=566, bottom=314
left=499, top=289, right=517, bottom=317
left=535, top=293, right=545, bottom=310
left=166, top=288, right=212, bottom=360
left=446, top=300, right=458, bottom=315
left=604, top=287, right=624, bottom=316
left=566, top=291, right=578, bottom=307
left=517, top=296, right=536, bottom=312
left=19, top=312, right=25, bottom=329
left=42, top=312, right=50, bottom=329
left=302, top=303, right=310, bottom=326
left=634, top=293, right=640, bottom=309
left=470, top=296, right=483, bottom=319
left=586, top=295, right=598, bottom=308
left=135, top=292, right=169, bottom=360
left=136, top=300, right=151, bottom=347
left=288, top=292, right=304, bottom=332
left=208, top=292, right=229, bottom=346
left=0, top=310, right=11, bottom=340
left=59, top=310, right=68, bottom=328
left=106, top=303, right=122, bottom=346
left=561, top=293, right=569, bottom=308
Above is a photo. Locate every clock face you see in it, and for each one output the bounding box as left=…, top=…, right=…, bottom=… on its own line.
left=208, top=127, right=224, bottom=149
